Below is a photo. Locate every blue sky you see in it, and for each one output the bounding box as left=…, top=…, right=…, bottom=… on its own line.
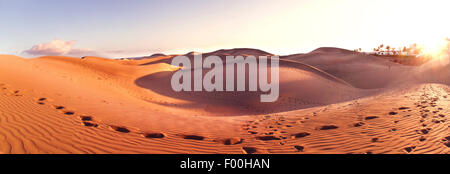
left=1, top=0, right=449, bottom=58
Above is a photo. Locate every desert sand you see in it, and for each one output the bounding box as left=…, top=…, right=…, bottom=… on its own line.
left=0, top=47, right=448, bottom=154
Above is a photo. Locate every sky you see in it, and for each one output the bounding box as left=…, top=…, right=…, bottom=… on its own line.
left=0, top=0, right=449, bottom=58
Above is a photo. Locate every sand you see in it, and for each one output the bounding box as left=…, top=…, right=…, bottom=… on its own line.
left=0, top=48, right=448, bottom=154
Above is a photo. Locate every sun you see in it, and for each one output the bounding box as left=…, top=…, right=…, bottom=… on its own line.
left=416, top=38, right=449, bottom=58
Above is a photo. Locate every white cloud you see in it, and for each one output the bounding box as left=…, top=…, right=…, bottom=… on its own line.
left=23, top=40, right=102, bottom=57
left=23, top=40, right=75, bottom=56
left=22, top=39, right=157, bottom=58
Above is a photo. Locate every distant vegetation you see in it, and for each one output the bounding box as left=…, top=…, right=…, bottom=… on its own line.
left=354, top=43, right=421, bottom=57
left=354, top=44, right=432, bottom=66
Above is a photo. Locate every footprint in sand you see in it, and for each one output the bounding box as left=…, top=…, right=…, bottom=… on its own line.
left=109, top=125, right=131, bottom=133
left=291, top=132, right=311, bottom=138
left=242, top=147, right=257, bottom=154
left=82, top=122, right=98, bottom=127
left=215, top=137, right=243, bottom=145
left=63, top=111, right=75, bottom=115
left=36, top=98, right=47, bottom=105
left=353, top=122, right=365, bottom=127
left=10, top=90, right=22, bottom=96
left=294, top=145, right=305, bottom=152
left=180, top=134, right=205, bottom=141
left=142, top=132, right=165, bottom=139
left=420, top=128, right=431, bottom=134
left=443, top=136, right=450, bottom=147
left=54, top=105, right=65, bottom=110
left=79, top=115, right=93, bottom=121
left=388, top=112, right=398, bottom=115
left=404, top=146, right=416, bottom=153
left=364, top=116, right=379, bottom=120
left=318, top=125, right=339, bottom=130
left=256, top=136, right=281, bottom=141
left=398, top=107, right=410, bottom=110
left=419, top=136, right=426, bottom=142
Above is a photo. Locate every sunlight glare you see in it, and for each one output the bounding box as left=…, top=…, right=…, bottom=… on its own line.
left=416, top=38, right=450, bottom=59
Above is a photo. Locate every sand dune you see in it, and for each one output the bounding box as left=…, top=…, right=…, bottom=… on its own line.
left=207, top=48, right=273, bottom=57
left=136, top=54, right=362, bottom=115
left=414, top=55, right=450, bottom=85
left=0, top=48, right=449, bottom=154
left=282, top=47, right=415, bottom=89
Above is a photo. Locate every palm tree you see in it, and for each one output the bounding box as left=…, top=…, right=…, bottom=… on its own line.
left=378, top=44, right=384, bottom=55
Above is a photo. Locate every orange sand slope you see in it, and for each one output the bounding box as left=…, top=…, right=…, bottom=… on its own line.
left=0, top=48, right=448, bottom=154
